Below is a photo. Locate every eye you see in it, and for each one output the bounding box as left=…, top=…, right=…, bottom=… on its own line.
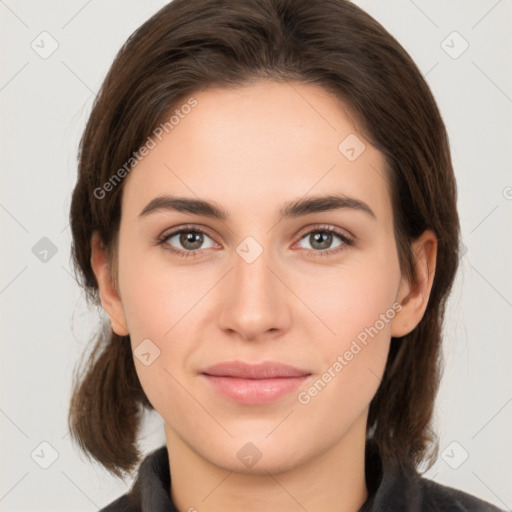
left=295, top=225, right=354, bottom=257
left=157, top=225, right=216, bottom=258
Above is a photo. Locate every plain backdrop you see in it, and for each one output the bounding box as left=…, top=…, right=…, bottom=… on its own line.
left=1, top=1, right=511, bottom=510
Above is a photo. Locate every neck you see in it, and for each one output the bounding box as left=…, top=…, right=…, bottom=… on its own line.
left=165, top=413, right=369, bottom=512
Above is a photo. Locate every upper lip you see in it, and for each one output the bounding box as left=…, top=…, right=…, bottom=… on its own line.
left=201, top=361, right=311, bottom=379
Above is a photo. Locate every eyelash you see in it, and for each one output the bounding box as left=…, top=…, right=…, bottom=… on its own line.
left=156, top=223, right=354, bottom=259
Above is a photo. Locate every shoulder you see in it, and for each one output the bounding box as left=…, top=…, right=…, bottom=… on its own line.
left=99, top=494, right=134, bottom=512
left=417, top=476, right=505, bottom=512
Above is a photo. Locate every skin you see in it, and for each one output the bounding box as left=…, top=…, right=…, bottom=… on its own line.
left=91, top=80, right=437, bottom=512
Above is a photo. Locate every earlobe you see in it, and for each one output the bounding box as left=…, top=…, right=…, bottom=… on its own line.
left=391, top=230, right=437, bottom=338
left=90, top=231, right=129, bottom=336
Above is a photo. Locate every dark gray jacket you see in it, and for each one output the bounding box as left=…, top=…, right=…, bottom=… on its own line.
left=100, top=439, right=505, bottom=511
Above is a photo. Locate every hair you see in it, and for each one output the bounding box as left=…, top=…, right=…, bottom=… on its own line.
left=68, top=0, right=460, bottom=479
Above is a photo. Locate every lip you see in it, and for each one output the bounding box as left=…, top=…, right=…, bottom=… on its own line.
left=200, top=361, right=312, bottom=405
left=201, top=361, right=310, bottom=379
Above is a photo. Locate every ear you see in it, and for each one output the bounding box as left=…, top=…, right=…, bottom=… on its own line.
left=90, top=231, right=129, bottom=336
left=391, top=229, right=437, bottom=338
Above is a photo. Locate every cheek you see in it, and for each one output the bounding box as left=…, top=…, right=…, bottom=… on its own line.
left=120, top=271, right=196, bottom=414
left=123, top=279, right=199, bottom=390
left=118, top=242, right=203, bottom=340
left=117, top=248, right=217, bottom=408
left=298, top=250, right=401, bottom=395
left=307, top=259, right=400, bottom=348
left=295, top=275, right=397, bottom=427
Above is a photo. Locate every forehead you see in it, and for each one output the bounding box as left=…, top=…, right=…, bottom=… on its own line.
left=121, top=80, right=391, bottom=225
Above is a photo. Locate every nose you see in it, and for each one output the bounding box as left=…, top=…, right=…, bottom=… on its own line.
left=216, top=241, right=292, bottom=342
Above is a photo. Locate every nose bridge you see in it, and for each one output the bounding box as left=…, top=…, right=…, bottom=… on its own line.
left=234, top=241, right=273, bottom=302
left=217, top=236, right=289, bottom=340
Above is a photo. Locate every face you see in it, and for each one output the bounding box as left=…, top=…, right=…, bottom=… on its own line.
left=95, top=80, right=429, bottom=474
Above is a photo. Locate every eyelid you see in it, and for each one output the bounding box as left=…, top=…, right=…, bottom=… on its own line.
left=294, top=223, right=354, bottom=243
left=158, top=223, right=217, bottom=242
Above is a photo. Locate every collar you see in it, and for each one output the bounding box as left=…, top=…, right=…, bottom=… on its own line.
left=101, top=438, right=504, bottom=512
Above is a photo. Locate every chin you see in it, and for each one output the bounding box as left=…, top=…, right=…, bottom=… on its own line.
left=199, top=435, right=314, bottom=476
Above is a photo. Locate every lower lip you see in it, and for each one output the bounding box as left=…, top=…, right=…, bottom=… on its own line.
left=201, top=374, right=310, bottom=405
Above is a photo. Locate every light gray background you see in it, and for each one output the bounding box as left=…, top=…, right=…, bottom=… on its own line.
left=1, top=1, right=511, bottom=510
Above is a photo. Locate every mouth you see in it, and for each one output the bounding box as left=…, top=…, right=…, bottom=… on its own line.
left=199, top=360, right=312, bottom=405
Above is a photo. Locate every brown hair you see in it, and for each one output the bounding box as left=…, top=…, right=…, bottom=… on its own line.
left=68, top=0, right=460, bottom=479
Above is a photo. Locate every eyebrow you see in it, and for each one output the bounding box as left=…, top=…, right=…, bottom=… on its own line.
left=138, top=193, right=376, bottom=222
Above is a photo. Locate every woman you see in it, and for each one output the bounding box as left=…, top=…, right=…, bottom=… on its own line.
left=67, top=0, right=504, bottom=510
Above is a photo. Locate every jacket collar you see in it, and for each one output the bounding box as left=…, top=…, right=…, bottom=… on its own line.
left=118, top=438, right=417, bottom=512
left=105, top=437, right=503, bottom=512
